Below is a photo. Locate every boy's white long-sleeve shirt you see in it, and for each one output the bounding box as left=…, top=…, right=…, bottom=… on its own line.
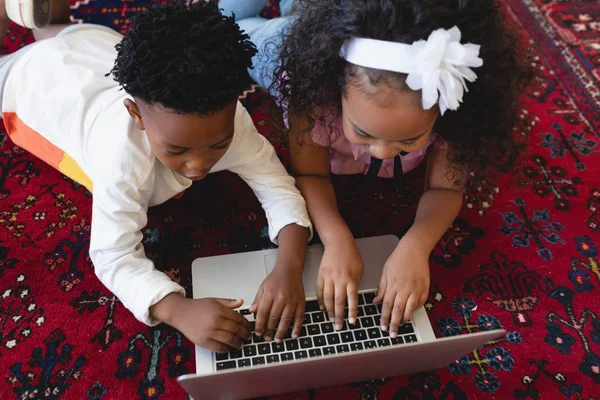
left=1, top=25, right=312, bottom=325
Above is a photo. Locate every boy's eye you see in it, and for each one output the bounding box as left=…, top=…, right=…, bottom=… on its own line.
left=167, top=149, right=188, bottom=156
left=212, top=140, right=232, bottom=150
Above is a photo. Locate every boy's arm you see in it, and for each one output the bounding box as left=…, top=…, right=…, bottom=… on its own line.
left=223, top=105, right=312, bottom=245
left=90, top=180, right=185, bottom=326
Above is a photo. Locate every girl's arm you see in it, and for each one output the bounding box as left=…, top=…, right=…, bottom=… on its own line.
left=376, top=147, right=465, bottom=336
left=289, top=114, right=364, bottom=329
left=288, top=114, right=353, bottom=245
left=403, top=147, right=465, bottom=251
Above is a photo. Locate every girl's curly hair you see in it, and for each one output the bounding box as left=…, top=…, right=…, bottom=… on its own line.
left=274, top=0, right=533, bottom=171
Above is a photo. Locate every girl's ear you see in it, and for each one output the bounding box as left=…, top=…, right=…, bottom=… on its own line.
left=124, top=98, right=145, bottom=131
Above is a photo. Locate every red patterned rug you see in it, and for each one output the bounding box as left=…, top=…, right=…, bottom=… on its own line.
left=1, top=1, right=600, bottom=399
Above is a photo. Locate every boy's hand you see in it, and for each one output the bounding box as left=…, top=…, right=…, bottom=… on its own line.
left=151, top=293, right=251, bottom=352
left=374, top=240, right=430, bottom=338
left=318, top=238, right=364, bottom=330
left=249, top=266, right=305, bottom=342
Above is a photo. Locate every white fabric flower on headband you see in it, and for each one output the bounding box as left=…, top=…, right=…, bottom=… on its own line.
left=340, top=26, right=483, bottom=115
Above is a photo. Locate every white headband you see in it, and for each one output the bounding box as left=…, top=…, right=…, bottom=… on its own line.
left=340, top=26, right=483, bottom=115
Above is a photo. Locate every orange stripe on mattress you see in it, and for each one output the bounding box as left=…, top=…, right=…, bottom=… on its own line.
left=3, top=112, right=94, bottom=192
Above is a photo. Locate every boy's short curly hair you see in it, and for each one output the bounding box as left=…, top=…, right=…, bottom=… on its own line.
left=110, top=1, right=257, bottom=115
left=275, top=0, right=533, bottom=171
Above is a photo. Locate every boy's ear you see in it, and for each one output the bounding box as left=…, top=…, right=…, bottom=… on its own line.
left=124, top=99, right=145, bottom=131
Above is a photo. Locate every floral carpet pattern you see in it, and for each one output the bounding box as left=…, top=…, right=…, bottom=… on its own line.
left=0, top=0, right=599, bottom=399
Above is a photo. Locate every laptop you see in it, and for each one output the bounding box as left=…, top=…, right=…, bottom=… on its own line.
left=178, top=235, right=505, bottom=400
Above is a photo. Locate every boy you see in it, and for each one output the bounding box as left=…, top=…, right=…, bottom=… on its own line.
left=0, top=0, right=312, bottom=351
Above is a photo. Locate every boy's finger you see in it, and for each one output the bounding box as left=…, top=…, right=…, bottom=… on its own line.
left=254, top=297, right=274, bottom=338
left=221, top=319, right=251, bottom=341
left=346, top=283, right=359, bottom=324
left=316, top=277, right=325, bottom=311
left=265, top=301, right=286, bottom=341
left=203, top=339, right=230, bottom=354
left=216, top=298, right=244, bottom=308
left=248, top=292, right=262, bottom=313
left=334, top=285, right=346, bottom=330
left=379, top=290, right=396, bottom=331
left=291, top=302, right=305, bottom=338
left=323, top=281, right=335, bottom=322
left=223, top=308, right=251, bottom=330
left=275, top=306, right=294, bottom=342
left=214, top=329, right=243, bottom=350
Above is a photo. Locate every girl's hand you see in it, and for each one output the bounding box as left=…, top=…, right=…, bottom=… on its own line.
left=317, top=239, right=364, bottom=330
left=249, top=266, right=305, bottom=342
left=373, top=240, right=430, bottom=338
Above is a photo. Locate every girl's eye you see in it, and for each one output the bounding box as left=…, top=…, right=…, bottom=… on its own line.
left=402, top=140, right=418, bottom=147
left=354, top=129, right=370, bottom=139
left=167, top=149, right=188, bottom=156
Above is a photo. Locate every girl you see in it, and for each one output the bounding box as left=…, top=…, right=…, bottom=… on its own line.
left=238, top=0, right=531, bottom=338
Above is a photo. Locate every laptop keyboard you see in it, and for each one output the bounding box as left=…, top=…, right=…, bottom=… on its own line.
left=214, top=290, right=418, bottom=371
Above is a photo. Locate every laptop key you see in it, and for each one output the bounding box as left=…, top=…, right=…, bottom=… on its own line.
left=295, top=350, right=308, bottom=359
left=399, top=324, right=415, bottom=334
left=303, top=314, right=311, bottom=325
left=391, top=336, right=405, bottom=345
left=336, top=344, right=350, bottom=354
left=308, top=324, right=321, bottom=335
left=341, top=332, right=353, bottom=343
left=354, top=329, right=367, bottom=341
left=230, top=349, right=243, bottom=359
left=405, top=334, right=418, bottom=343
left=323, top=346, right=336, bottom=355
left=327, top=334, right=341, bottom=345
left=309, top=348, right=323, bottom=357
left=368, top=328, right=381, bottom=339
left=350, top=342, right=364, bottom=351
left=376, top=303, right=383, bottom=313
left=272, top=342, right=285, bottom=353
left=364, top=340, right=377, bottom=349
left=364, top=292, right=376, bottom=304
left=305, top=300, right=320, bottom=313
left=237, top=359, right=251, bottom=368
left=358, top=294, right=365, bottom=305
left=322, top=322, right=334, bottom=334
left=314, top=335, right=327, bottom=347
left=216, top=361, right=236, bottom=371
left=266, top=354, right=280, bottom=364
left=258, top=344, right=271, bottom=355
left=300, top=338, right=313, bottom=349
left=239, top=309, right=251, bottom=316
left=350, top=319, right=362, bottom=330
left=374, top=316, right=381, bottom=327
left=281, top=353, right=294, bottom=361
left=361, top=317, right=374, bottom=327
left=243, top=345, right=257, bottom=357
left=254, top=334, right=265, bottom=343
left=312, top=312, right=325, bottom=323
left=286, top=339, right=299, bottom=351
left=357, top=307, right=365, bottom=317
left=381, top=328, right=390, bottom=337
left=252, top=356, right=266, bottom=366
left=377, top=338, right=391, bottom=347
left=299, top=326, right=307, bottom=337
left=364, top=305, right=378, bottom=315
left=215, top=352, right=228, bottom=361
